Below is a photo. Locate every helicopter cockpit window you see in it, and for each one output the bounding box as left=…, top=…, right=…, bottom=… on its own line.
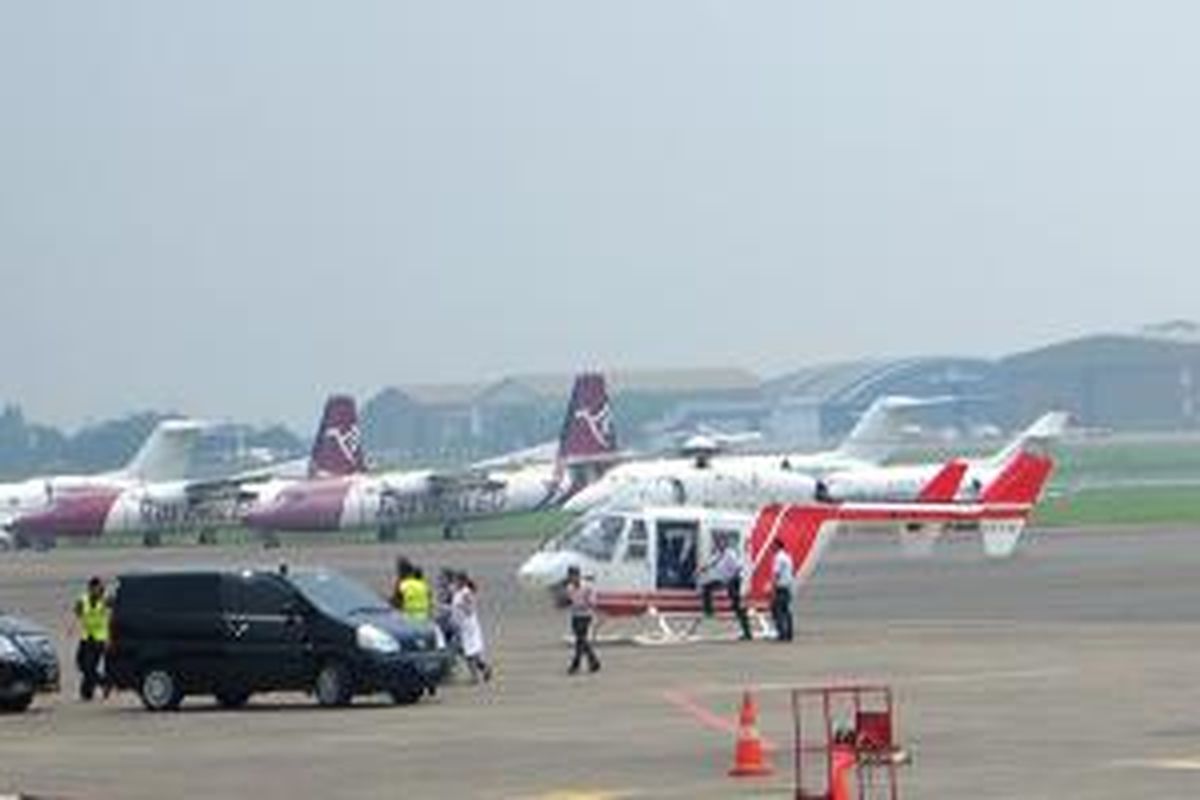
left=563, top=514, right=626, bottom=561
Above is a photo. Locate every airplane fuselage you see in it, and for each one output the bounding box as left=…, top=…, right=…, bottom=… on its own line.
left=241, top=461, right=566, bottom=533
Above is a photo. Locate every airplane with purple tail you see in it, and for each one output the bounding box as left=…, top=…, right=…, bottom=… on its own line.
left=241, top=373, right=619, bottom=540
left=5, top=395, right=366, bottom=548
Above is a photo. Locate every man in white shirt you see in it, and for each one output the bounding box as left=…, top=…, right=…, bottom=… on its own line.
left=771, top=540, right=796, bottom=642
left=565, top=565, right=601, bottom=674
left=700, top=537, right=752, bottom=640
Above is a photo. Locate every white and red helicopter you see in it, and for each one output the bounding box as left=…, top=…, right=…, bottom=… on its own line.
left=518, top=451, right=1054, bottom=644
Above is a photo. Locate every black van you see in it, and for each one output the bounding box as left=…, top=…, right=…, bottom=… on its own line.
left=0, top=612, right=59, bottom=712
left=107, top=567, right=451, bottom=711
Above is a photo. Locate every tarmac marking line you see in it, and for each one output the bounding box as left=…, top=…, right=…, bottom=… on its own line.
left=524, top=791, right=638, bottom=800
left=682, top=666, right=1072, bottom=696
left=1111, top=757, right=1200, bottom=771
left=660, top=689, right=778, bottom=752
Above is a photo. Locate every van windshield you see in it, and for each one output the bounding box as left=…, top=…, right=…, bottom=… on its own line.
left=289, top=570, right=392, bottom=617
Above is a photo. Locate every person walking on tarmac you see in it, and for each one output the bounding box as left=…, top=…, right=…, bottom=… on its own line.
left=700, top=537, right=753, bottom=640
left=565, top=565, right=601, bottom=674
left=770, top=540, right=796, bottom=642
left=73, top=576, right=111, bottom=701
left=450, top=572, right=492, bottom=683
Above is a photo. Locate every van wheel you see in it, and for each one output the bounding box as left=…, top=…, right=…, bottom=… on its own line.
left=215, top=690, right=251, bottom=709
left=142, top=531, right=162, bottom=548
left=140, top=667, right=183, bottom=711
left=0, top=693, right=33, bottom=713
left=314, top=662, right=352, bottom=707
left=389, top=682, right=424, bottom=706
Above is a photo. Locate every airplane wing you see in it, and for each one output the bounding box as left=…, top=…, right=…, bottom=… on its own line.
left=470, top=441, right=559, bottom=471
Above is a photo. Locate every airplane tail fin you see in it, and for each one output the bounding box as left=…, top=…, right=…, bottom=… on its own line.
left=985, top=411, right=1070, bottom=470
left=308, top=395, right=366, bottom=477
left=974, top=450, right=1056, bottom=558
left=981, top=451, right=1056, bottom=505
left=118, top=419, right=205, bottom=482
left=916, top=459, right=969, bottom=502
left=557, top=373, right=617, bottom=463
left=832, top=396, right=933, bottom=465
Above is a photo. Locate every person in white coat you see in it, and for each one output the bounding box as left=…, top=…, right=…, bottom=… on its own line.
left=451, top=572, right=492, bottom=683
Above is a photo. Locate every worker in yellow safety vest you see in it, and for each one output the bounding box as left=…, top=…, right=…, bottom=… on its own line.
left=73, top=576, right=111, bottom=701
left=397, top=566, right=433, bottom=622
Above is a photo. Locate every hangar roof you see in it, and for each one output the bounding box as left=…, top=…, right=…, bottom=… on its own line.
left=765, top=357, right=997, bottom=406
left=1002, top=334, right=1200, bottom=372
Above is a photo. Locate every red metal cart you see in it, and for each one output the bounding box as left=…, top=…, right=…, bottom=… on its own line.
left=792, top=684, right=908, bottom=800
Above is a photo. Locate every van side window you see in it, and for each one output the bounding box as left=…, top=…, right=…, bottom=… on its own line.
left=234, top=577, right=297, bottom=616
left=625, top=519, right=648, bottom=562
left=119, top=575, right=220, bottom=614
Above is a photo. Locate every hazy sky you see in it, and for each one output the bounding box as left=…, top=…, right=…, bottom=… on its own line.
left=3, top=2, right=1198, bottom=430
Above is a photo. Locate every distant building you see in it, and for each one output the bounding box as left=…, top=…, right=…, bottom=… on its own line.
left=1000, top=333, right=1200, bottom=430
left=362, top=368, right=762, bottom=465
left=764, top=358, right=1002, bottom=448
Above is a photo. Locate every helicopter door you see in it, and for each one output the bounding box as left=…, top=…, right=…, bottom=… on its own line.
left=605, top=517, right=653, bottom=592
left=655, top=519, right=700, bottom=590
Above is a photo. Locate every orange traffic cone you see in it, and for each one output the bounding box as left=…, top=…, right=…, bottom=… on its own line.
left=728, top=690, right=773, bottom=777
left=830, top=743, right=856, bottom=800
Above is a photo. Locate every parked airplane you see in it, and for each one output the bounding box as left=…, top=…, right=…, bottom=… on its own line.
left=825, top=411, right=1069, bottom=502
left=241, top=372, right=619, bottom=539
left=561, top=395, right=937, bottom=514
left=563, top=406, right=1065, bottom=516
left=517, top=452, right=1053, bottom=643
left=0, top=419, right=205, bottom=549
left=5, top=396, right=364, bottom=548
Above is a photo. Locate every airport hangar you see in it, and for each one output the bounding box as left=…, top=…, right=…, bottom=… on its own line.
left=358, top=329, right=1200, bottom=465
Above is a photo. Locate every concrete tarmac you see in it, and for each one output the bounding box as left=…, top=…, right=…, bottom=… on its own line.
left=2, top=525, right=1200, bottom=798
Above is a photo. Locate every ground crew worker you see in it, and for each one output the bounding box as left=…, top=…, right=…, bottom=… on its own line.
left=565, top=565, right=601, bottom=675
left=73, top=576, right=110, bottom=701
left=770, top=540, right=796, bottom=642
left=700, top=537, right=752, bottom=640
left=399, top=566, right=433, bottom=622
left=391, top=556, right=414, bottom=612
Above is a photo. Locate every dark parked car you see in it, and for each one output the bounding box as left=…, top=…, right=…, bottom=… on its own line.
left=107, top=567, right=451, bottom=711
left=0, top=612, right=60, bottom=712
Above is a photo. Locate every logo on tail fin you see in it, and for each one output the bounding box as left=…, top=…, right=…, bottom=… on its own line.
left=559, top=373, right=617, bottom=460
left=309, top=395, right=366, bottom=477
